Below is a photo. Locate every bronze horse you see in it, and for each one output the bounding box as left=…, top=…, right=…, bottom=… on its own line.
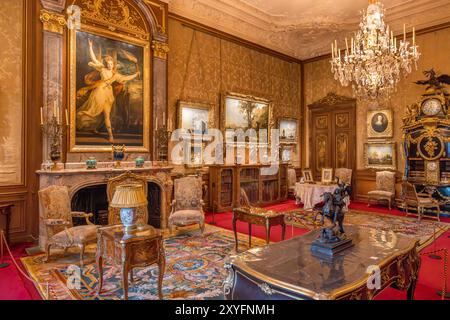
left=313, top=180, right=350, bottom=235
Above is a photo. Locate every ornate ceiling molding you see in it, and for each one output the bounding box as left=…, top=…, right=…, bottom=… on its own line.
left=166, top=0, right=450, bottom=59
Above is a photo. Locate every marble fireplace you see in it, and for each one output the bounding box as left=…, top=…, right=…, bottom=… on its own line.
left=37, top=162, right=173, bottom=249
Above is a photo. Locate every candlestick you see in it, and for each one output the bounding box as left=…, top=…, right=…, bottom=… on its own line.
left=403, top=23, right=406, bottom=42
left=53, top=100, right=57, bottom=117
left=155, top=117, right=158, bottom=130
left=40, top=107, right=44, bottom=125
left=345, top=38, right=349, bottom=55
left=331, top=43, right=334, bottom=59
left=65, top=109, right=69, bottom=126
left=412, top=27, right=415, bottom=46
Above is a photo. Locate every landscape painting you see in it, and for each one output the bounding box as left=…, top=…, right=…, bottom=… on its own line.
left=178, top=101, right=211, bottom=135
left=364, top=142, right=396, bottom=170
left=222, top=93, right=271, bottom=143
left=69, top=29, right=149, bottom=152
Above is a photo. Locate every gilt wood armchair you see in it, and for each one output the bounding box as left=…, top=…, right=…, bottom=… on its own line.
left=38, top=185, right=97, bottom=266
left=367, top=171, right=396, bottom=210
left=402, top=181, right=440, bottom=222
left=169, top=176, right=205, bottom=233
left=107, top=171, right=149, bottom=226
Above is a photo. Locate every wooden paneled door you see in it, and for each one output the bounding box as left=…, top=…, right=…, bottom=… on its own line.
left=308, top=93, right=356, bottom=183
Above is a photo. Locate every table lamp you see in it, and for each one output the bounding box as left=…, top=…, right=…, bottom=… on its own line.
left=110, top=184, right=148, bottom=234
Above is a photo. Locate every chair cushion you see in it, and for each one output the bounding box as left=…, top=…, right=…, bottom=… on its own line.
left=368, top=190, right=393, bottom=198
left=51, top=225, right=98, bottom=246
left=169, top=209, right=204, bottom=226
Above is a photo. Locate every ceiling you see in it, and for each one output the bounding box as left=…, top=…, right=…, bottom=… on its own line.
left=165, top=0, right=450, bottom=60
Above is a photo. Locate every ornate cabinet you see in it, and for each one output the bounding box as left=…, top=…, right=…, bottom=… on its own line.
left=308, top=93, right=356, bottom=182
left=209, top=164, right=288, bottom=212
left=402, top=77, right=450, bottom=215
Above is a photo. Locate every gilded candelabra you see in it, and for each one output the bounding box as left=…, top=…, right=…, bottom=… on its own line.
left=41, top=110, right=66, bottom=171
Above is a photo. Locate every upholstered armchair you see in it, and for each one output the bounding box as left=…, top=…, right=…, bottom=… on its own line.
left=287, top=168, right=297, bottom=198
left=107, top=171, right=148, bottom=226
left=169, top=176, right=205, bottom=233
left=38, top=185, right=98, bottom=266
left=402, top=181, right=440, bottom=222
left=335, top=168, right=353, bottom=186
left=367, top=171, right=396, bottom=210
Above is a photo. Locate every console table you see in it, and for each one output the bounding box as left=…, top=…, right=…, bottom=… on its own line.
left=232, top=207, right=286, bottom=251
left=96, top=224, right=165, bottom=300
left=224, top=225, right=420, bottom=300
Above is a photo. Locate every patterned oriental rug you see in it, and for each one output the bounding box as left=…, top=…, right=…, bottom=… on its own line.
left=20, top=225, right=266, bottom=300
left=285, top=209, right=449, bottom=251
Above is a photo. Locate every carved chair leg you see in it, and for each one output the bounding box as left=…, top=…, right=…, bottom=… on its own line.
left=79, top=244, right=85, bottom=267
left=436, top=205, right=440, bottom=222
left=45, top=243, right=52, bottom=263
left=199, top=221, right=205, bottom=234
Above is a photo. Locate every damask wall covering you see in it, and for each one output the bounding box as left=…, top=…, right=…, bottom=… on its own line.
left=167, top=18, right=302, bottom=166
left=0, top=0, right=24, bottom=185
left=303, top=26, right=450, bottom=172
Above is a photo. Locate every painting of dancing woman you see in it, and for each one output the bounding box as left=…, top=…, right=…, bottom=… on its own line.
left=73, top=31, right=146, bottom=149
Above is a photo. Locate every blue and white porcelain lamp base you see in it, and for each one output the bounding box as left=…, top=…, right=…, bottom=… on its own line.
left=120, top=208, right=138, bottom=234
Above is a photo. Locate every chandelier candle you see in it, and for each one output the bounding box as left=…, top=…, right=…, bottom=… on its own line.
left=330, top=0, right=420, bottom=100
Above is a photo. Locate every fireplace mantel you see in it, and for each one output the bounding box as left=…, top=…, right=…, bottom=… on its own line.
left=37, top=162, right=174, bottom=249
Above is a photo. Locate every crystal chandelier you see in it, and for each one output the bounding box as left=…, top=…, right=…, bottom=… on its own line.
left=330, top=0, right=420, bottom=100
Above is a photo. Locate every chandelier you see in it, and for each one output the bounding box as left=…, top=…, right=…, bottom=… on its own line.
left=330, top=0, right=420, bottom=100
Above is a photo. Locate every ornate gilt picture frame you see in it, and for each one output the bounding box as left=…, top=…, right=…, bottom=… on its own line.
left=367, top=109, right=393, bottom=139
left=364, top=142, right=397, bottom=170
left=68, top=23, right=150, bottom=152
left=278, top=117, right=299, bottom=144
left=177, top=100, right=214, bottom=136
left=302, top=169, right=313, bottom=183
left=220, top=92, right=274, bottom=145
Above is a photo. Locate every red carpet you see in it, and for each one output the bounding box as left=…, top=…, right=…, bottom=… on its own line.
left=1, top=200, right=448, bottom=300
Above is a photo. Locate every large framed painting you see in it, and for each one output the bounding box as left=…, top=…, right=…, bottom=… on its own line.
left=177, top=100, right=214, bottom=136
left=367, top=109, right=393, bottom=139
left=69, top=25, right=150, bottom=152
left=364, top=142, right=397, bottom=170
left=278, top=118, right=298, bottom=144
left=221, top=92, right=273, bottom=144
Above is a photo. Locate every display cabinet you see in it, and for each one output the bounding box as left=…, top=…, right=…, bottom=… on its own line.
left=209, top=164, right=288, bottom=212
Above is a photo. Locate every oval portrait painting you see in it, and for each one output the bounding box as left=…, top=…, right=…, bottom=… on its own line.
left=371, top=112, right=388, bottom=133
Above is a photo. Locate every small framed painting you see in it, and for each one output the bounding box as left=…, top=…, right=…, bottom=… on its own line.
left=185, top=142, right=203, bottom=167
left=364, top=142, right=396, bottom=170
left=367, top=109, right=393, bottom=138
left=302, top=169, right=314, bottom=183
left=321, top=168, right=333, bottom=183
left=278, top=118, right=298, bottom=144
left=177, top=100, right=213, bottom=135
left=281, top=145, right=293, bottom=164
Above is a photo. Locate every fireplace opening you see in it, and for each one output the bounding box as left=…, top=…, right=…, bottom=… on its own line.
left=147, top=182, right=162, bottom=228
left=71, top=184, right=109, bottom=225
left=71, top=182, right=163, bottom=228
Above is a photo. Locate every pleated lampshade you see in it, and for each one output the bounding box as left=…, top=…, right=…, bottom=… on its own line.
left=110, top=184, right=148, bottom=208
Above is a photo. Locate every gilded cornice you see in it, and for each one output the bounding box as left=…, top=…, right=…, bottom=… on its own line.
left=40, top=9, right=67, bottom=34
left=152, top=40, right=169, bottom=59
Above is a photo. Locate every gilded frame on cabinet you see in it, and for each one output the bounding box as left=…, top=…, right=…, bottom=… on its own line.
left=302, top=169, right=313, bottom=183
left=367, top=109, right=393, bottom=139
left=68, top=24, right=151, bottom=153
left=220, top=92, right=274, bottom=145
left=278, top=117, right=299, bottom=144
left=177, top=99, right=215, bottom=136
left=364, top=142, right=397, bottom=170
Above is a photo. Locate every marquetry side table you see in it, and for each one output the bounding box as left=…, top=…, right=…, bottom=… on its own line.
left=232, top=206, right=286, bottom=251
left=96, top=224, right=165, bottom=300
